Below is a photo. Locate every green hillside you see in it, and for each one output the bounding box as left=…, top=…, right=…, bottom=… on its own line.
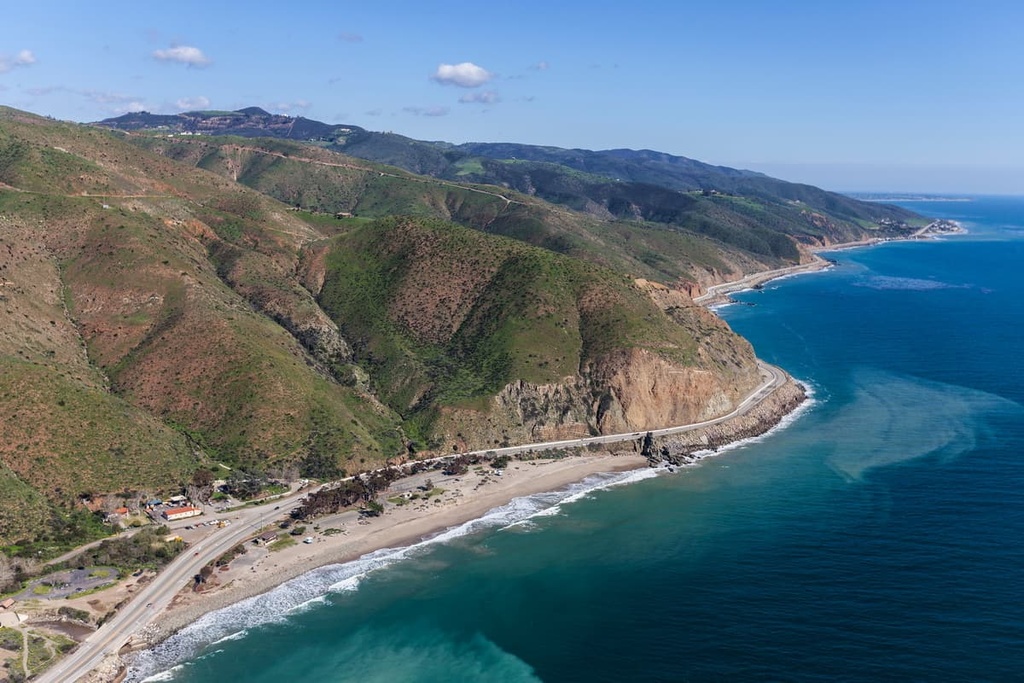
left=97, top=108, right=926, bottom=260
left=307, top=216, right=752, bottom=448
left=0, top=104, right=903, bottom=548
left=0, top=108, right=404, bottom=546
left=129, top=135, right=869, bottom=297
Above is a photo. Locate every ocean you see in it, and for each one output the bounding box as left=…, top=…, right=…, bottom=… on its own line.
left=132, top=196, right=1024, bottom=682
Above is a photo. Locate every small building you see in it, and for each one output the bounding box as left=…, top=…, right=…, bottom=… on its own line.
left=0, top=598, right=14, bottom=611
left=255, top=531, right=279, bottom=546
left=114, top=506, right=129, bottom=515
left=162, top=506, right=202, bottom=521
left=167, top=495, right=188, bottom=506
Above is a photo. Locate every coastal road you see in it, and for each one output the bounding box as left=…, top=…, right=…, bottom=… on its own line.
left=38, top=498, right=306, bottom=683
left=43, top=361, right=789, bottom=682
left=450, top=361, right=787, bottom=459
left=692, top=261, right=830, bottom=305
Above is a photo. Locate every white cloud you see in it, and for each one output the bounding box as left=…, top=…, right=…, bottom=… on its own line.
left=153, top=45, right=211, bottom=67
left=19, top=85, right=152, bottom=115
left=431, top=62, right=493, bottom=88
left=176, top=96, right=210, bottom=110
left=458, top=90, right=500, bottom=105
left=268, top=100, right=312, bottom=113
left=365, top=108, right=383, bottom=117
left=83, top=90, right=137, bottom=105
left=0, top=49, right=37, bottom=74
left=115, top=101, right=147, bottom=114
left=338, top=32, right=363, bottom=43
left=26, top=85, right=63, bottom=96
left=530, top=60, right=549, bottom=71
left=78, top=89, right=149, bottom=114
left=403, top=105, right=450, bottom=117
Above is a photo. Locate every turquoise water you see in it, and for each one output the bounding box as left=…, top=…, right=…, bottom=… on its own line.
left=133, top=197, right=1024, bottom=682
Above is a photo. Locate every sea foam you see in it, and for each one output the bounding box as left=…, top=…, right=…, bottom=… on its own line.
left=822, top=369, right=1022, bottom=481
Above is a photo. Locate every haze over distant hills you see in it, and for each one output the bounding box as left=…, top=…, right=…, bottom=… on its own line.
left=0, top=105, right=926, bottom=548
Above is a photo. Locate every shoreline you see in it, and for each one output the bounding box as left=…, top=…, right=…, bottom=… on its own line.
left=119, top=382, right=806, bottom=679
left=147, top=452, right=649, bottom=642
left=80, top=237, right=831, bottom=680
left=114, top=376, right=808, bottom=682
left=694, top=222, right=965, bottom=307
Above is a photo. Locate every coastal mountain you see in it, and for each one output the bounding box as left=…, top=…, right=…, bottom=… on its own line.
left=103, top=113, right=927, bottom=297
left=0, top=108, right=401, bottom=546
left=128, top=133, right=802, bottom=291
left=0, top=107, right=743, bottom=546
left=302, top=215, right=761, bottom=450
left=97, top=108, right=922, bottom=266
left=0, top=105, right=922, bottom=547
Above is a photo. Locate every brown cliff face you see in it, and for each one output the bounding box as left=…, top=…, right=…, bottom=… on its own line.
left=590, top=348, right=747, bottom=430
left=654, top=377, right=807, bottom=461
left=307, top=218, right=767, bottom=454
left=433, top=338, right=761, bottom=452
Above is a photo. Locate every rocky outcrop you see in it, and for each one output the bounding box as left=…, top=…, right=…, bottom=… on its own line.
left=432, top=346, right=762, bottom=452
left=588, top=348, right=747, bottom=430
left=208, top=240, right=353, bottom=368
left=429, top=280, right=764, bottom=453
left=643, top=377, right=806, bottom=465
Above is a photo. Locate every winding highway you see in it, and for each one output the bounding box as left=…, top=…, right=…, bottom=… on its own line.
left=40, top=361, right=789, bottom=682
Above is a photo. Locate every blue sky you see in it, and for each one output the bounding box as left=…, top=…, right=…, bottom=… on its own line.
left=2, top=0, right=1023, bottom=193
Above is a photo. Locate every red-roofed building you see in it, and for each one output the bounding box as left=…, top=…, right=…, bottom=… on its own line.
left=162, top=506, right=202, bottom=521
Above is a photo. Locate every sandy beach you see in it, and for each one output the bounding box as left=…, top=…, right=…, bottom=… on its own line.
left=692, top=257, right=836, bottom=307
left=60, top=236, right=841, bottom=680
left=132, top=374, right=808, bottom=660
left=695, top=220, right=966, bottom=308
left=694, top=234, right=925, bottom=307
left=148, top=451, right=648, bottom=643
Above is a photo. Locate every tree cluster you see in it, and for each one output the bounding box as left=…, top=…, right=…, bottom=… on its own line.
left=443, top=455, right=471, bottom=476
left=63, top=526, right=183, bottom=571
left=291, top=468, right=403, bottom=520
left=224, top=469, right=270, bottom=500
left=0, top=553, right=40, bottom=593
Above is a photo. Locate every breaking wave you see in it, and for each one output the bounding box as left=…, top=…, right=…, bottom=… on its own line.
left=127, top=463, right=663, bottom=680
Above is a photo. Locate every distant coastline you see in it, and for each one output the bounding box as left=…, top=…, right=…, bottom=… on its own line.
left=695, top=220, right=965, bottom=308
left=847, top=193, right=974, bottom=203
